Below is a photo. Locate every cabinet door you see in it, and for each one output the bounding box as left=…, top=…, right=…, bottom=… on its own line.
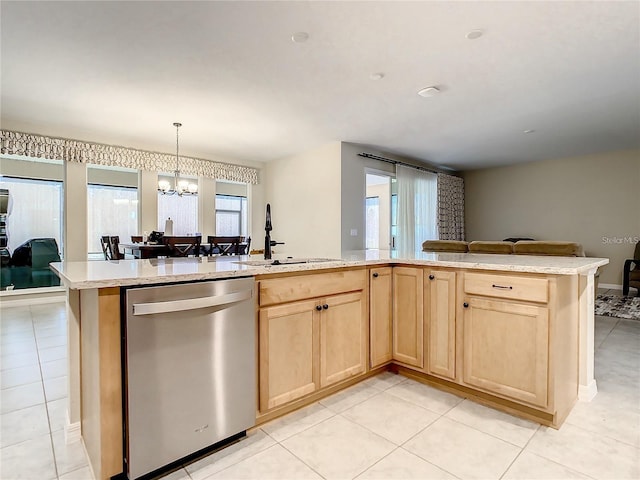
left=259, top=299, right=319, bottom=411
left=426, top=269, right=456, bottom=380
left=462, top=297, right=549, bottom=407
left=370, top=267, right=393, bottom=368
left=320, top=291, right=367, bottom=388
left=393, top=267, right=424, bottom=369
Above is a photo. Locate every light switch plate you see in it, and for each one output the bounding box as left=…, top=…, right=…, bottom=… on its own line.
left=350, top=229, right=358, bottom=236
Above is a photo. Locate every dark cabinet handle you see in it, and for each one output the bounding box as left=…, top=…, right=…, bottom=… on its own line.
left=315, top=305, right=322, bottom=311
left=323, top=304, right=329, bottom=310
left=429, top=274, right=435, bottom=280
left=492, top=284, right=513, bottom=290
left=463, top=302, right=469, bottom=308
left=372, top=272, right=379, bottom=278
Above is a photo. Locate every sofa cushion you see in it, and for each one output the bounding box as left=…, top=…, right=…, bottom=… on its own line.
left=468, top=241, right=514, bottom=254
left=513, top=241, right=585, bottom=257
left=422, top=240, right=468, bottom=253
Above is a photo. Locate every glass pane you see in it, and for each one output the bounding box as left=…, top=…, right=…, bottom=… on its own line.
left=87, top=185, right=138, bottom=253
left=0, top=177, right=63, bottom=254
left=365, top=196, right=379, bottom=249
left=215, top=194, right=247, bottom=237
left=216, top=211, right=241, bottom=236
left=158, top=193, right=198, bottom=236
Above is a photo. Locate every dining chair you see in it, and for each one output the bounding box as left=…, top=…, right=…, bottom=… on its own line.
left=164, top=236, right=201, bottom=257
left=101, top=235, right=123, bottom=260
left=131, top=235, right=143, bottom=243
left=100, top=236, right=112, bottom=260
left=207, top=236, right=249, bottom=255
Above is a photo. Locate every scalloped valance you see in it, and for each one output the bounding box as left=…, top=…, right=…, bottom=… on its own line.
left=0, top=130, right=259, bottom=184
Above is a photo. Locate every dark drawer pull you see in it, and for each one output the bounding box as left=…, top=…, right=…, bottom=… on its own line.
left=372, top=272, right=379, bottom=278
left=315, top=305, right=323, bottom=311
left=492, top=284, right=513, bottom=290
left=429, top=274, right=435, bottom=280
left=463, top=302, right=469, bottom=308
left=323, top=304, right=329, bottom=310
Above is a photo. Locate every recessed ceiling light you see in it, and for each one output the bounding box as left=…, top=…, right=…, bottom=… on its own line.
left=370, top=72, right=385, bottom=81
left=291, top=32, right=309, bottom=43
left=417, top=86, right=441, bottom=98
left=523, top=129, right=536, bottom=134
left=466, top=29, right=483, bottom=40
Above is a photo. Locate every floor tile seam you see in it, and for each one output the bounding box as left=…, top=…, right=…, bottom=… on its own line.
left=396, top=408, right=446, bottom=448
left=335, top=410, right=421, bottom=448
left=351, top=445, right=402, bottom=480
left=563, top=418, right=640, bottom=449
left=382, top=386, right=464, bottom=416
left=318, top=385, right=385, bottom=413
left=557, top=417, right=640, bottom=451
left=437, top=415, right=533, bottom=450
left=497, top=423, right=541, bottom=480
left=395, top=446, right=465, bottom=480
left=595, top=319, right=620, bottom=353
left=276, top=440, right=329, bottom=480
left=382, top=385, right=464, bottom=417
left=181, top=430, right=271, bottom=480
left=522, top=425, right=615, bottom=480
left=261, top=407, right=338, bottom=443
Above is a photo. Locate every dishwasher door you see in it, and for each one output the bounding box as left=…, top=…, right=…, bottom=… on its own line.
left=124, top=277, right=256, bottom=479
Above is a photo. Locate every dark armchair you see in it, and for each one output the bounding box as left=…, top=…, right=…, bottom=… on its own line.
left=623, top=241, right=640, bottom=296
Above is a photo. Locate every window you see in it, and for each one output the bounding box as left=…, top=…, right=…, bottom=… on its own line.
left=215, top=194, right=247, bottom=236
left=0, top=176, right=64, bottom=254
left=365, top=196, right=379, bottom=249
left=158, top=193, right=198, bottom=236
left=87, top=184, right=138, bottom=254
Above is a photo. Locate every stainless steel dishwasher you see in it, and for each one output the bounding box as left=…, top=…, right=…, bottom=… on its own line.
left=123, top=277, right=256, bottom=479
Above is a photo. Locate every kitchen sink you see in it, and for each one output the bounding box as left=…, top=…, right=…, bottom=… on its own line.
left=233, top=258, right=340, bottom=267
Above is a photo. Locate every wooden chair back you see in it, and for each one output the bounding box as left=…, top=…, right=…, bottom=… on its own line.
left=131, top=235, right=143, bottom=243
left=101, top=235, right=122, bottom=260
left=207, top=236, right=250, bottom=255
left=164, top=236, right=201, bottom=257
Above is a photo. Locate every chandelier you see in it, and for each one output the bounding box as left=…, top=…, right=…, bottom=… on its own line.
left=158, top=122, right=198, bottom=196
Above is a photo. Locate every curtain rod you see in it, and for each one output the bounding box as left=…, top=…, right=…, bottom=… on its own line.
left=357, top=152, right=439, bottom=174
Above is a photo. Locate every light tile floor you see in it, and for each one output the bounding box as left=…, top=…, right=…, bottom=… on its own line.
left=1, top=290, right=639, bottom=480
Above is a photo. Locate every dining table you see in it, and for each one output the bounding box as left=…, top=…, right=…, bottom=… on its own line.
left=118, top=242, right=171, bottom=259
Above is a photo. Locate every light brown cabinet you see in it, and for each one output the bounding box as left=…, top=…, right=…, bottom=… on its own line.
left=425, top=269, right=457, bottom=381
left=369, top=267, right=393, bottom=368
left=461, top=296, right=549, bottom=407
left=392, top=267, right=424, bottom=369
left=258, top=270, right=368, bottom=413
left=319, top=291, right=367, bottom=388
left=259, top=299, right=319, bottom=411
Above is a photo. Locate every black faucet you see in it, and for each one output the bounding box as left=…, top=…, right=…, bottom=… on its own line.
left=264, top=203, right=284, bottom=260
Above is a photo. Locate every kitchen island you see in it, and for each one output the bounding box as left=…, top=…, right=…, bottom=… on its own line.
left=51, top=251, right=607, bottom=480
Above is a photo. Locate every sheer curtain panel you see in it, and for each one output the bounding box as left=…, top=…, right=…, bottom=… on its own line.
left=396, top=165, right=438, bottom=257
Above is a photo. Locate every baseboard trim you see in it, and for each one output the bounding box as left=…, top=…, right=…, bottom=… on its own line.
left=81, top=437, right=97, bottom=480
left=65, top=413, right=82, bottom=445
left=599, top=283, right=622, bottom=290
left=0, top=287, right=66, bottom=307
left=578, top=380, right=598, bottom=402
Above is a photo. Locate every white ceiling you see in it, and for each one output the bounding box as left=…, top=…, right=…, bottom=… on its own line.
left=1, top=1, right=639, bottom=171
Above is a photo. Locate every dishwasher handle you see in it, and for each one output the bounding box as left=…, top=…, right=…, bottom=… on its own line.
left=132, top=289, right=252, bottom=316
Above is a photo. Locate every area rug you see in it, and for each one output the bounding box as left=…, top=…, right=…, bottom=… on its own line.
left=595, top=294, right=640, bottom=320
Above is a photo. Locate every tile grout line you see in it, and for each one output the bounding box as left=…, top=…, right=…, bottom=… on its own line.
left=32, top=305, right=61, bottom=480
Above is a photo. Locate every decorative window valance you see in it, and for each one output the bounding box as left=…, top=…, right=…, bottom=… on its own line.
left=437, top=173, right=465, bottom=241
left=0, top=130, right=259, bottom=184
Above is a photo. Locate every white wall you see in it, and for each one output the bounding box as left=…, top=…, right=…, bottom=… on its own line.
left=263, top=142, right=342, bottom=258
left=463, top=149, right=640, bottom=285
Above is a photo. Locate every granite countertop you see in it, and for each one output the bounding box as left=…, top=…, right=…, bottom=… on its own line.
left=50, top=251, right=609, bottom=290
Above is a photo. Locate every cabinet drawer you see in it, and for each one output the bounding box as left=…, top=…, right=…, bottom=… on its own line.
left=259, top=269, right=366, bottom=306
left=464, top=272, right=548, bottom=303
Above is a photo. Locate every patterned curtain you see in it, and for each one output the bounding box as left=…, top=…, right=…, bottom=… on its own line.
left=0, top=130, right=259, bottom=184
left=437, top=173, right=465, bottom=240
